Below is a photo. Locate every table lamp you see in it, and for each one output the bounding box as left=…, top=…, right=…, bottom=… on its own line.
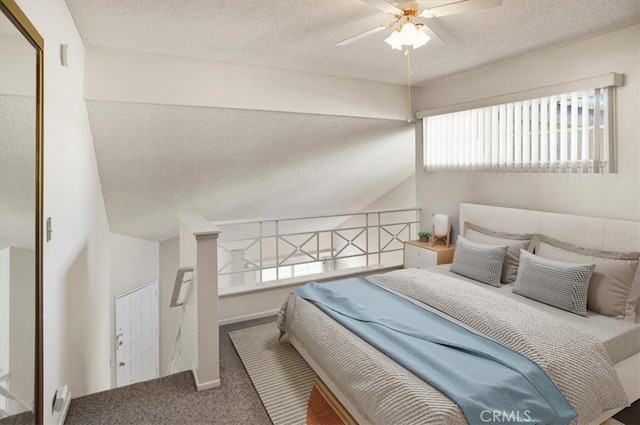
left=432, top=213, right=451, bottom=247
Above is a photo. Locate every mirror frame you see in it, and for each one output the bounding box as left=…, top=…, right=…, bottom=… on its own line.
left=0, top=0, right=43, bottom=423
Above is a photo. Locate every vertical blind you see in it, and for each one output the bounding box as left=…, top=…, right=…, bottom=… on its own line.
left=423, top=88, right=613, bottom=173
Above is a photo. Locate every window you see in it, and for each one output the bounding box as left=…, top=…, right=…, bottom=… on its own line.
left=260, top=260, right=325, bottom=283
left=421, top=75, right=621, bottom=174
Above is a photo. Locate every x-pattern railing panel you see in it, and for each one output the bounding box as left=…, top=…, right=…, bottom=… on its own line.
left=333, top=228, right=367, bottom=258
left=380, top=223, right=410, bottom=252
left=278, top=232, right=320, bottom=266
left=218, top=238, right=261, bottom=275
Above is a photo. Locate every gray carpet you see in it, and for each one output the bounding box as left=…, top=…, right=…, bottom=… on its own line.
left=229, top=323, right=316, bottom=425
left=64, top=317, right=275, bottom=425
left=48, top=314, right=639, bottom=425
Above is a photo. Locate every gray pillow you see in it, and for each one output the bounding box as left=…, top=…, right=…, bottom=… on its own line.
left=531, top=235, right=640, bottom=321
left=463, top=222, right=533, bottom=284
left=450, top=236, right=508, bottom=287
left=513, top=249, right=596, bottom=316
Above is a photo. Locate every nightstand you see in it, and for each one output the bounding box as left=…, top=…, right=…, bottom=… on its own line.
left=404, top=240, right=456, bottom=269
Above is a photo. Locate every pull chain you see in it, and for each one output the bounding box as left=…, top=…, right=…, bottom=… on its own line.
left=405, top=47, right=413, bottom=123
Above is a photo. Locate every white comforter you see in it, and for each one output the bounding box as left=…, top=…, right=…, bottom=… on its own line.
left=278, top=269, right=628, bottom=425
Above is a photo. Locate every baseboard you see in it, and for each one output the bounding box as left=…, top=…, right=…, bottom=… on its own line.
left=58, top=390, right=71, bottom=425
left=191, top=367, right=221, bottom=391
left=218, top=308, right=280, bottom=326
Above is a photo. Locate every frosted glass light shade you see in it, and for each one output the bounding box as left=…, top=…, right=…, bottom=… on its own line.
left=385, top=22, right=431, bottom=51
left=384, top=30, right=402, bottom=50
left=399, top=22, right=418, bottom=45
left=432, top=214, right=450, bottom=237
left=412, top=28, right=430, bottom=48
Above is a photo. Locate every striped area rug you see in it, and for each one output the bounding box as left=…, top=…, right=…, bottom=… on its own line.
left=229, top=322, right=317, bottom=425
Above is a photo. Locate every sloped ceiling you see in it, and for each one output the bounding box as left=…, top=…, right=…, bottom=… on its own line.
left=88, top=101, right=414, bottom=241
left=63, top=0, right=640, bottom=242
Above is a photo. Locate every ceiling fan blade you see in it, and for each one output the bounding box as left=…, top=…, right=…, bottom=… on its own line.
left=336, top=24, right=390, bottom=47
left=361, top=0, right=403, bottom=15
left=421, top=0, right=502, bottom=18
left=419, top=23, right=445, bottom=48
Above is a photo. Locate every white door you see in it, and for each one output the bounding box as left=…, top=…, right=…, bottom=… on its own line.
left=115, top=281, right=159, bottom=388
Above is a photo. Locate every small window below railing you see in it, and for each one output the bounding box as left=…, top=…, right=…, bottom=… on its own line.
left=260, top=261, right=325, bottom=282
left=420, top=73, right=623, bottom=174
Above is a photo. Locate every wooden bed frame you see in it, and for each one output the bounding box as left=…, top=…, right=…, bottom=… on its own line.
left=289, top=203, right=640, bottom=425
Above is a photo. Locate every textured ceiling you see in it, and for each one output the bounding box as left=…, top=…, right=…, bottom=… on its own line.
left=64, top=0, right=639, bottom=242
left=65, top=0, right=640, bottom=86
left=87, top=102, right=415, bottom=241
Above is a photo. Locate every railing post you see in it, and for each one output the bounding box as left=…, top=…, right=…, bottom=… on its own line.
left=259, top=221, right=263, bottom=284
left=378, top=212, right=382, bottom=266
left=275, top=220, right=279, bottom=281
left=365, top=213, right=369, bottom=268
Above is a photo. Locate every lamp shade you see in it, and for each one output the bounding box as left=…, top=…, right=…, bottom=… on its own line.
left=432, top=214, right=450, bottom=237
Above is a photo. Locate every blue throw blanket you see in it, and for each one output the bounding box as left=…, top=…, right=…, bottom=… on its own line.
left=293, top=277, right=576, bottom=425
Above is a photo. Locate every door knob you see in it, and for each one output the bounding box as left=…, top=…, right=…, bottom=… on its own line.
left=119, top=361, right=125, bottom=366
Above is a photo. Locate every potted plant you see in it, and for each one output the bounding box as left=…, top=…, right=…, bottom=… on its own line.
left=418, top=231, right=432, bottom=243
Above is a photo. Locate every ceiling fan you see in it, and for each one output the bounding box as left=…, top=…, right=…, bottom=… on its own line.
left=337, top=0, right=503, bottom=51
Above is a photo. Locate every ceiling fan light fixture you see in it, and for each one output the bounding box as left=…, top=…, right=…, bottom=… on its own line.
left=398, top=21, right=417, bottom=44
left=385, top=21, right=430, bottom=51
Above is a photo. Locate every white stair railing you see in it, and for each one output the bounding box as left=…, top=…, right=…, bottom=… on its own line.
left=170, top=267, right=194, bottom=307
left=214, top=207, right=420, bottom=291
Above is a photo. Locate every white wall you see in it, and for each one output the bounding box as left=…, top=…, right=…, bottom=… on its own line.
left=17, top=1, right=112, bottom=423
left=363, top=174, right=416, bottom=211
left=84, top=47, right=409, bottom=121
left=109, top=233, right=159, bottom=385
left=177, top=217, right=199, bottom=377
left=158, top=236, right=180, bottom=377
left=414, top=25, right=640, bottom=234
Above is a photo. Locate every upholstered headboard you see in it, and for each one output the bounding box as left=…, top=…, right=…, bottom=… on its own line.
left=459, top=203, right=640, bottom=314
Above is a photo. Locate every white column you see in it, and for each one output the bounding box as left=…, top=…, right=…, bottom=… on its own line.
left=177, top=213, right=221, bottom=391
left=194, top=231, right=221, bottom=390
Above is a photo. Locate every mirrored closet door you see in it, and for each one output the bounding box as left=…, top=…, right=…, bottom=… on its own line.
left=0, top=0, right=43, bottom=423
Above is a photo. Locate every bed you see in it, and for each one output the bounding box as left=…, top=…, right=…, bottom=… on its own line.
left=278, top=203, right=640, bottom=425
